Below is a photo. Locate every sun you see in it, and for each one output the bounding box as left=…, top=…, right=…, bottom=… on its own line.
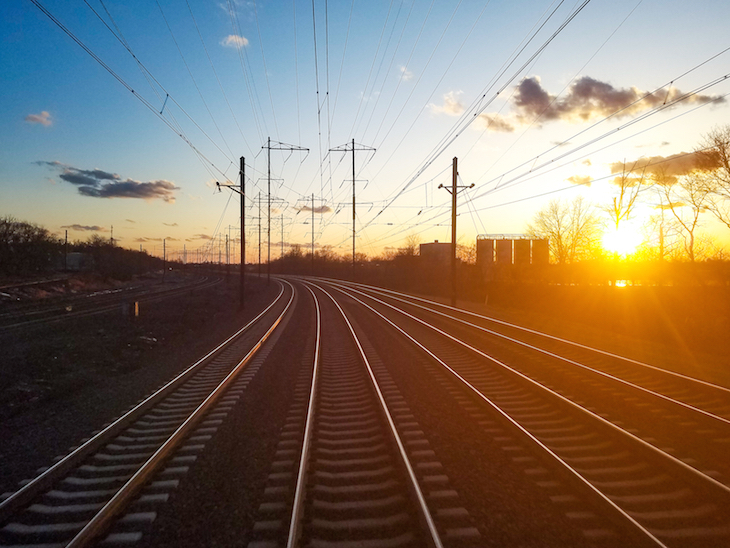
left=602, top=224, right=642, bottom=256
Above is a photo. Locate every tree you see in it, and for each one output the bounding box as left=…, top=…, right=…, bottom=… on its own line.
left=399, top=233, right=421, bottom=256
left=457, top=242, right=477, bottom=264
left=697, top=125, right=730, bottom=229
left=526, top=197, right=601, bottom=264
left=656, top=170, right=712, bottom=262
left=603, top=160, right=646, bottom=231
left=0, top=216, right=62, bottom=274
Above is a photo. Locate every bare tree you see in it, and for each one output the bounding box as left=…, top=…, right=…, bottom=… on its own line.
left=456, top=242, right=477, bottom=264
left=656, top=171, right=712, bottom=262
left=603, top=160, right=646, bottom=230
left=399, top=233, right=421, bottom=256
left=697, top=125, right=730, bottom=229
left=526, top=196, right=601, bottom=264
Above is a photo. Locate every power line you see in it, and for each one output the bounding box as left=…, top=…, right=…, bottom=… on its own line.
left=29, top=0, right=233, bottom=184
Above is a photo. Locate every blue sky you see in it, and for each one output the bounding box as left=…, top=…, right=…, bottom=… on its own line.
left=2, top=0, right=730, bottom=261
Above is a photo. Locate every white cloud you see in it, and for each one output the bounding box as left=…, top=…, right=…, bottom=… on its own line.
left=221, top=34, right=249, bottom=49
left=399, top=66, right=413, bottom=82
left=25, top=111, right=52, bottom=126
left=429, top=91, right=464, bottom=116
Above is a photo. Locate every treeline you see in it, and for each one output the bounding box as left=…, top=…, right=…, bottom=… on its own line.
left=0, top=216, right=162, bottom=279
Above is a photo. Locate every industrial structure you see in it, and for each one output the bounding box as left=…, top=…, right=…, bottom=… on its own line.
left=477, top=235, right=549, bottom=280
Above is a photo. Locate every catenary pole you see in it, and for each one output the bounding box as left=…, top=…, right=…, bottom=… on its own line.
left=262, top=138, right=309, bottom=284
left=329, top=140, right=375, bottom=278
left=240, top=157, right=245, bottom=308
left=438, top=157, right=474, bottom=307
left=451, top=157, right=457, bottom=306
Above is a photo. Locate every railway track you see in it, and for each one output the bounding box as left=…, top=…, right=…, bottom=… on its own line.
left=0, top=275, right=219, bottom=331
left=246, top=281, right=481, bottom=547
left=4, top=276, right=729, bottom=546
left=314, top=279, right=730, bottom=547
left=0, top=281, right=293, bottom=548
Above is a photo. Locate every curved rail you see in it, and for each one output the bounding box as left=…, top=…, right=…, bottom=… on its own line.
left=0, top=281, right=294, bottom=547
left=278, top=280, right=443, bottom=547
left=321, top=280, right=730, bottom=430
left=319, top=279, right=730, bottom=546
left=325, top=278, right=730, bottom=395
left=67, top=281, right=296, bottom=547
left=0, top=275, right=221, bottom=331
left=320, top=280, right=669, bottom=547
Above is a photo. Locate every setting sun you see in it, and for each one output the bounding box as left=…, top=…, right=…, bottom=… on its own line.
left=602, top=224, right=643, bottom=256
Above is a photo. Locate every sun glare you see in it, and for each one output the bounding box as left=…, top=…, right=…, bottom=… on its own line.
left=602, top=225, right=642, bottom=256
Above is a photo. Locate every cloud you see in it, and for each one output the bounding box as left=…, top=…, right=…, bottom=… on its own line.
left=429, top=91, right=465, bottom=117
left=567, top=175, right=592, bottom=186
left=163, top=222, right=178, bottom=227
left=25, top=111, right=52, bottom=126
left=399, top=66, right=413, bottom=82
left=609, top=151, right=719, bottom=185
left=478, top=113, right=515, bottom=132
left=79, top=179, right=178, bottom=201
left=297, top=205, right=332, bottom=214
left=126, top=219, right=136, bottom=223
left=221, top=34, right=249, bottom=49
left=60, top=224, right=105, bottom=232
left=36, top=161, right=179, bottom=202
left=466, top=76, right=725, bottom=132
left=190, top=234, right=213, bottom=240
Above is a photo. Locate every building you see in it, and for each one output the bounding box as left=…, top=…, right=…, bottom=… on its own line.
left=419, top=240, right=451, bottom=264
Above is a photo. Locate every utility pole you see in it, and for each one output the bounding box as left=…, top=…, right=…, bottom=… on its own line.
left=438, top=157, right=474, bottom=307
left=258, top=192, right=262, bottom=278
left=241, top=157, right=245, bottom=306
left=215, top=156, right=247, bottom=308
left=311, top=193, right=315, bottom=276
left=330, top=139, right=376, bottom=276
left=263, top=138, right=309, bottom=284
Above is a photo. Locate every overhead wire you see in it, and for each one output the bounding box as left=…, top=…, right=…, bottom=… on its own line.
left=251, top=0, right=280, bottom=139
left=82, top=0, right=237, bottom=176
left=29, top=0, right=234, bottom=185
left=347, top=0, right=396, bottom=140
left=359, top=0, right=584, bottom=238
left=463, top=0, right=644, bottom=178
left=226, top=0, right=267, bottom=146
left=355, top=0, right=411, bottom=140
left=477, top=76, right=730, bottom=200
left=184, top=0, right=250, bottom=151
left=155, top=0, right=237, bottom=159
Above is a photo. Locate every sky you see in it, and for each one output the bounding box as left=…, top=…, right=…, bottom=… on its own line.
left=2, top=0, right=730, bottom=263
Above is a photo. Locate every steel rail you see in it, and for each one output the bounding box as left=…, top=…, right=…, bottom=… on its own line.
left=309, top=281, right=444, bottom=548
left=0, top=281, right=287, bottom=522
left=0, top=277, right=220, bottom=331
left=324, top=278, right=730, bottom=395
left=326, top=281, right=730, bottom=498
left=322, top=282, right=688, bottom=548
left=285, top=284, right=321, bottom=548
left=321, top=280, right=730, bottom=427
left=65, top=279, right=296, bottom=547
